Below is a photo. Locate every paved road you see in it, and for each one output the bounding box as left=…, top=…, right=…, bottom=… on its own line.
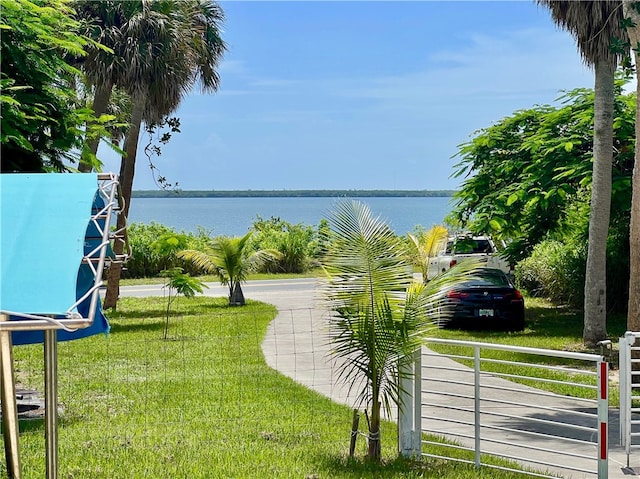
left=119, top=278, right=640, bottom=478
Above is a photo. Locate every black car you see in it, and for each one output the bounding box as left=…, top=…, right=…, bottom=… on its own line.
left=436, top=268, right=525, bottom=331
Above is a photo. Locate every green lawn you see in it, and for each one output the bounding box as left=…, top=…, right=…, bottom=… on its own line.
left=4, top=296, right=537, bottom=479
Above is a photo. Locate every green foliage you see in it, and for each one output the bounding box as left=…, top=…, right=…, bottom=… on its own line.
left=406, top=225, right=448, bottom=280
left=450, top=82, right=634, bottom=262
left=248, top=216, right=320, bottom=273
left=153, top=232, right=189, bottom=254
left=321, top=200, right=482, bottom=461
left=159, top=266, right=207, bottom=339
left=515, top=240, right=586, bottom=308
left=515, top=200, right=630, bottom=314
left=0, top=0, right=104, bottom=171
left=178, top=231, right=279, bottom=305
left=123, top=222, right=211, bottom=278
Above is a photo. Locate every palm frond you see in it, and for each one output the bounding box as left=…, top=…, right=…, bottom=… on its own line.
left=322, top=200, right=420, bottom=413
left=177, top=248, right=224, bottom=281
left=537, top=1, right=627, bottom=66
left=407, top=225, right=448, bottom=279
left=323, top=200, right=489, bottom=418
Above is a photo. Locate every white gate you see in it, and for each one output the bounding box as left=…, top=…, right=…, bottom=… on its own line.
left=618, top=332, right=640, bottom=467
left=399, top=339, right=609, bottom=478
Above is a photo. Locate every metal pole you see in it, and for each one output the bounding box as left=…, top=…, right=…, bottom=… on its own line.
left=398, top=354, right=414, bottom=457
left=44, top=329, right=58, bottom=479
left=0, top=313, right=21, bottom=479
left=474, top=346, right=481, bottom=468
left=597, top=358, right=609, bottom=479
left=413, top=347, right=422, bottom=456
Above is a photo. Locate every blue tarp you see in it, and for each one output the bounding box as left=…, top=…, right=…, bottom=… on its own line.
left=0, top=173, right=111, bottom=344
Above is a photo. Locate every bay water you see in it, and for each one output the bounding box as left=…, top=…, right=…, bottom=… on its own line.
left=127, top=196, right=455, bottom=236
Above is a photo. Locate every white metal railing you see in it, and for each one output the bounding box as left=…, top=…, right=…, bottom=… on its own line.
left=619, top=332, right=640, bottom=467
left=398, top=339, right=609, bottom=478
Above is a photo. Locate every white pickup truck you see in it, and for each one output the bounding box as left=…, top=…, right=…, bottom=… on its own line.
left=425, top=234, right=513, bottom=281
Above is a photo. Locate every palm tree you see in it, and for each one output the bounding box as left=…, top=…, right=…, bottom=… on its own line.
left=178, top=232, right=280, bottom=306
left=74, top=0, right=140, bottom=170
left=321, top=200, right=480, bottom=461
left=81, top=0, right=227, bottom=308
left=621, top=1, right=640, bottom=331
left=406, top=225, right=448, bottom=281
left=537, top=1, right=627, bottom=346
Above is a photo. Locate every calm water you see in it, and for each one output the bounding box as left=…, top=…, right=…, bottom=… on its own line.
left=127, top=196, right=454, bottom=236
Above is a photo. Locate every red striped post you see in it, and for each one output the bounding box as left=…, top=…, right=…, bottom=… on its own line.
left=597, top=359, right=609, bottom=479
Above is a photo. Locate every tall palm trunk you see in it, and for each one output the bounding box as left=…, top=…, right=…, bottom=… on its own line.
left=103, top=96, right=145, bottom=309
left=583, top=59, right=615, bottom=346
left=79, top=80, right=114, bottom=172
left=623, top=1, right=640, bottom=331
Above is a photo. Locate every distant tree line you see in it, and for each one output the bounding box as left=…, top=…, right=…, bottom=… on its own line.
left=132, top=189, right=457, bottom=198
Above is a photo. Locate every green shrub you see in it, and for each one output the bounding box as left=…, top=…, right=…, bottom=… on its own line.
left=516, top=203, right=630, bottom=314
left=247, top=216, right=319, bottom=273
left=123, top=222, right=211, bottom=278
left=606, top=212, right=630, bottom=312
left=515, top=240, right=586, bottom=309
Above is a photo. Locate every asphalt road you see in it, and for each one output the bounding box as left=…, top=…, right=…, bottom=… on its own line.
left=119, top=277, right=319, bottom=310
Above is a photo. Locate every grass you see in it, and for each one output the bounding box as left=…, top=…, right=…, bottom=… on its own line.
left=4, top=296, right=535, bottom=479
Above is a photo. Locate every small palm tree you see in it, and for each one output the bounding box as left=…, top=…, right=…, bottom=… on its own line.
left=321, top=200, right=477, bottom=461
left=178, top=231, right=279, bottom=306
left=406, top=225, right=448, bottom=281
left=160, top=267, right=207, bottom=339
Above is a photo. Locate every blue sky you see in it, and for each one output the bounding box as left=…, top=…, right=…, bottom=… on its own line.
left=100, top=1, right=594, bottom=191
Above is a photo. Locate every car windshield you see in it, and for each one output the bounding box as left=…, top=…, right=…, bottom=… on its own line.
left=452, top=238, right=493, bottom=254
left=460, top=270, right=509, bottom=287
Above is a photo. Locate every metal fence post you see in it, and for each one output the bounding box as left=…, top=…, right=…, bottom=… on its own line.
left=44, top=329, right=59, bottom=479
left=0, top=313, right=21, bottom=479
left=597, top=357, right=609, bottom=479
left=398, top=351, right=416, bottom=457
left=620, top=334, right=631, bottom=460
left=398, top=348, right=422, bottom=457
left=474, top=345, right=481, bottom=468
left=414, top=347, right=422, bottom=456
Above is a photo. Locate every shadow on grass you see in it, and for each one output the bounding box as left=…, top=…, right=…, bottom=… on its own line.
left=315, top=453, right=515, bottom=478
left=16, top=415, right=84, bottom=434
left=108, top=319, right=165, bottom=334
left=316, top=454, right=432, bottom=477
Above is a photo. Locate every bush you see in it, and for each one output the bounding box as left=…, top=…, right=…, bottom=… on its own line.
left=515, top=240, right=586, bottom=309
left=515, top=231, right=629, bottom=313
left=123, top=222, right=211, bottom=278
left=247, top=216, right=319, bottom=273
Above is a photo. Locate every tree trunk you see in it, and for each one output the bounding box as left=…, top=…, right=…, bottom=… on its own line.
left=367, top=400, right=381, bottom=461
left=624, top=2, right=640, bottom=332
left=229, top=282, right=245, bottom=306
left=103, top=96, right=146, bottom=309
left=583, top=58, right=615, bottom=347
left=80, top=81, right=114, bottom=172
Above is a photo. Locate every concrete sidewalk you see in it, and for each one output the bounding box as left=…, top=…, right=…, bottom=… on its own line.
left=258, top=280, right=640, bottom=479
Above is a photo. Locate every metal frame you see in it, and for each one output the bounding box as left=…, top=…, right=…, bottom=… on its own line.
left=619, top=331, right=640, bottom=467
left=398, top=338, right=608, bottom=478
left=0, top=173, right=128, bottom=479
